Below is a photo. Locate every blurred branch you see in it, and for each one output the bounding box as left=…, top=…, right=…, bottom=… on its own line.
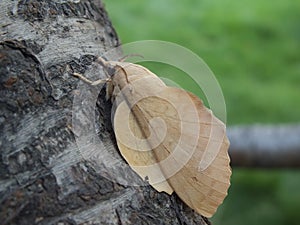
left=228, top=124, right=300, bottom=168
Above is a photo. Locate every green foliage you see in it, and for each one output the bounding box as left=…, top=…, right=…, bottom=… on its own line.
left=105, top=1, right=300, bottom=224
left=105, top=0, right=300, bottom=125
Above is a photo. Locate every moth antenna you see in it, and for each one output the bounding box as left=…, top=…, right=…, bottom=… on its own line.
left=119, top=54, right=144, bottom=62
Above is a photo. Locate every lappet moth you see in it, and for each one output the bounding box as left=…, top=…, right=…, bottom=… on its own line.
left=73, top=57, right=231, bottom=218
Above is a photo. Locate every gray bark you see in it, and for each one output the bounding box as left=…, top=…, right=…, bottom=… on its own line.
left=0, top=1, right=209, bottom=225
left=228, top=124, right=300, bottom=168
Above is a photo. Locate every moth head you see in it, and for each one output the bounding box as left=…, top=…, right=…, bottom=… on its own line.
left=96, top=57, right=129, bottom=83
left=95, top=57, right=117, bottom=79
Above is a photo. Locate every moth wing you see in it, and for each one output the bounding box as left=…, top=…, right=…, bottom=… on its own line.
left=114, top=100, right=174, bottom=194
left=112, top=64, right=173, bottom=193
left=112, top=63, right=231, bottom=217
left=152, top=88, right=231, bottom=218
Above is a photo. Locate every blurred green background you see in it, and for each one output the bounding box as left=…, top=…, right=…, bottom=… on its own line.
left=105, top=0, right=300, bottom=224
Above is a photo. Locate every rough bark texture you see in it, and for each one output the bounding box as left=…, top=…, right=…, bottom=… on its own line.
left=228, top=124, right=300, bottom=168
left=0, top=1, right=210, bottom=225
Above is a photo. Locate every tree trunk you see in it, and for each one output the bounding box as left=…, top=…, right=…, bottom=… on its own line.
left=0, top=1, right=209, bottom=224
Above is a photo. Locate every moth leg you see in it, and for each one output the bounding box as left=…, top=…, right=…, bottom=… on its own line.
left=90, top=78, right=111, bottom=86
left=73, top=72, right=110, bottom=86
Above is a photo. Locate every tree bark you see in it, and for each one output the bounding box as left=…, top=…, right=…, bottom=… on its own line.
left=0, top=1, right=209, bottom=225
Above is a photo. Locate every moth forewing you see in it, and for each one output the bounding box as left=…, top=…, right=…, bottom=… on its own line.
left=114, top=104, right=174, bottom=194
left=112, top=62, right=175, bottom=193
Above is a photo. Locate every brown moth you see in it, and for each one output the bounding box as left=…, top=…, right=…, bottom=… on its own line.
left=73, top=57, right=231, bottom=218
